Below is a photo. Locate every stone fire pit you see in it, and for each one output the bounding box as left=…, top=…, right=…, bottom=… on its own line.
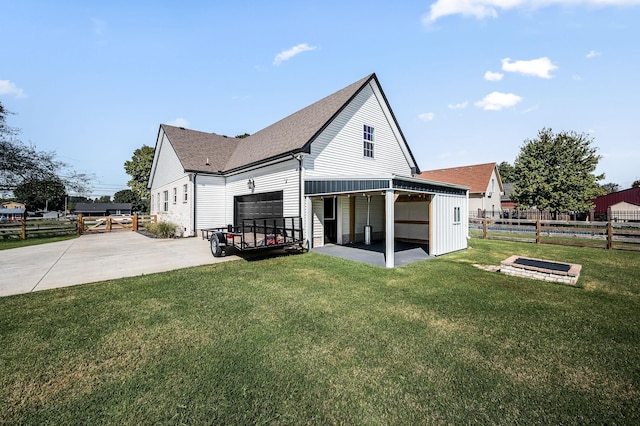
left=500, top=255, right=581, bottom=286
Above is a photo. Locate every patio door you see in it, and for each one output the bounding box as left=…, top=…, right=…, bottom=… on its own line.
left=324, top=197, right=337, bottom=243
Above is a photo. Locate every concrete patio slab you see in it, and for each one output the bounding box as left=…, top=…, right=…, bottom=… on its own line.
left=313, top=241, right=432, bottom=267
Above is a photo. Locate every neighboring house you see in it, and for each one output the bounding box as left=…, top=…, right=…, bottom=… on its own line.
left=417, top=162, right=504, bottom=218
left=0, top=208, right=27, bottom=221
left=2, top=202, right=26, bottom=210
left=148, top=73, right=469, bottom=267
left=74, top=203, right=133, bottom=217
left=592, top=187, right=640, bottom=221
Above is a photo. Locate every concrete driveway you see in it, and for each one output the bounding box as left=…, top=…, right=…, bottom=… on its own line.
left=0, top=232, right=239, bottom=297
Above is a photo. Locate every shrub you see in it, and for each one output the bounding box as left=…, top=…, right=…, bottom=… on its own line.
left=144, top=221, right=178, bottom=238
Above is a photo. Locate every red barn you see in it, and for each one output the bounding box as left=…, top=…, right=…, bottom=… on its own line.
left=592, top=187, right=640, bottom=214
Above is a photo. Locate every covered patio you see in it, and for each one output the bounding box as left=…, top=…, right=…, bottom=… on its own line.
left=304, top=175, right=469, bottom=268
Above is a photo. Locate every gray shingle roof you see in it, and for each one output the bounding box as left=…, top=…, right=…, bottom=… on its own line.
left=224, top=74, right=374, bottom=171
left=160, top=125, right=240, bottom=173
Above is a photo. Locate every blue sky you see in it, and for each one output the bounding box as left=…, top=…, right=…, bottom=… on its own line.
left=1, top=0, right=639, bottom=197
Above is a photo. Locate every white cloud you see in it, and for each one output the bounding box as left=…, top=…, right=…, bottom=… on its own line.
left=484, top=71, right=504, bottom=81
left=586, top=50, right=601, bottom=59
left=167, top=118, right=190, bottom=128
left=475, top=91, right=522, bottom=111
left=448, top=101, right=468, bottom=109
left=0, top=80, right=25, bottom=98
left=273, top=43, right=317, bottom=66
left=424, top=0, right=640, bottom=24
left=501, top=57, right=558, bottom=78
left=419, top=112, right=435, bottom=121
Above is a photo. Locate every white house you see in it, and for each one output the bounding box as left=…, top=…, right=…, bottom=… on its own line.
left=148, top=73, right=469, bottom=267
left=418, top=162, right=504, bottom=218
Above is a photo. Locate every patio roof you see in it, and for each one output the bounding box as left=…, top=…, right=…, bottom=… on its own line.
left=304, top=175, right=468, bottom=197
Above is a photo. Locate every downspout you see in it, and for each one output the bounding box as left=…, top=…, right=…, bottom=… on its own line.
left=192, top=173, right=197, bottom=237
left=295, top=153, right=304, bottom=244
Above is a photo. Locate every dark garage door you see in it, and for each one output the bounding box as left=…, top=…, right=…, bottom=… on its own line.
left=234, top=191, right=284, bottom=226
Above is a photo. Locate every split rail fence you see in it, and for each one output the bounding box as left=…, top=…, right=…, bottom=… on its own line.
left=469, top=217, right=640, bottom=251
left=0, top=214, right=157, bottom=240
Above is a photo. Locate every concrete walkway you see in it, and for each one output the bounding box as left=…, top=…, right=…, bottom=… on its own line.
left=0, top=232, right=238, bottom=297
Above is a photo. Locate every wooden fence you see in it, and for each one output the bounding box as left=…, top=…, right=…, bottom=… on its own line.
left=0, top=214, right=157, bottom=240
left=469, top=217, right=640, bottom=251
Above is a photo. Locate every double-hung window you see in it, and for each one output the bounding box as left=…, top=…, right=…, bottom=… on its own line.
left=183, top=184, right=188, bottom=202
left=173, top=187, right=177, bottom=204
left=163, top=191, right=169, bottom=212
left=454, top=207, right=461, bottom=223
left=363, top=125, right=374, bottom=158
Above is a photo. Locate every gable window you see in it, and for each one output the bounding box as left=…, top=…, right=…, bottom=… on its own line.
left=173, top=187, right=177, bottom=204
left=183, top=184, right=188, bottom=202
left=454, top=207, right=461, bottom=223
left=363, top=125, right=374, bottom=158
left=163, top=190, right=169, bottom=212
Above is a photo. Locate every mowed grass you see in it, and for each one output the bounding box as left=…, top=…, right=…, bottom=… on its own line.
left=1, top=240, right=638, bottom=424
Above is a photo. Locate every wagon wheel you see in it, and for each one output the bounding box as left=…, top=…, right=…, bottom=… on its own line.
left=210, top=234, right=223, bottom=257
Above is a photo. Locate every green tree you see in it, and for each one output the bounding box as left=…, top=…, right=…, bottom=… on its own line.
left=632, top=180, right=640, bottom=188
left=1, top=101, right=92, bottom=197
left=497, top=161, right=516, bottom=183
left=114, top=188, right=147, bottom=212
left=13, top=177, right=67, bottom=211
left=511, top=128, right=605, bottom=216
left=124, top=145, right=154, bottom=207
left=601, top=183, right=620, bottom=194
left=235, top=133, right=251, bottom=139
left=95, top=195, right=111, bottom=203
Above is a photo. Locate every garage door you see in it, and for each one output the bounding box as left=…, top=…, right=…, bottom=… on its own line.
left=234, top=191, right=283, bottom=226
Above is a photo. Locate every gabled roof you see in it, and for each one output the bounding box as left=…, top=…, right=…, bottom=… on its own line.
left=417, top=162, right=501, bottom=194
left=74, top=203, right=132, bottom=213
left=224, top=74, right=375, bottom=171
left=157, top=73, right=419, bottom=174
left=160, top=125, right=240, bottom=173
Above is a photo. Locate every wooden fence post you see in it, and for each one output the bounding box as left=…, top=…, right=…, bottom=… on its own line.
left=483, top=217, right=488, bottom=239
left=133, top=213, right=138, bottom=231
left=78, top=214, right=84, bottom=235
left=607, top=220, right=613, bottom=250
left=21, top=218, right=26, bottom=240
left=536, top=220, right=541, bottom=244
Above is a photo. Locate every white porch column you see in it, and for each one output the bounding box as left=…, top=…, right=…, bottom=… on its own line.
left=385, top=189, right=395, bottom=268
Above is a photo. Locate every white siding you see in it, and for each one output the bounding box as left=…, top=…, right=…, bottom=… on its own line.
left=150, top=133, right=185, bottom=190
left=195, top=175, right=226, bottom=231
left=311, top=198, right=324, bottom=247
left=430, top=194, right=468, bottom=256
left=305, top=83, right=413, bottom=178
left=225, top=160, right=300, bottom=225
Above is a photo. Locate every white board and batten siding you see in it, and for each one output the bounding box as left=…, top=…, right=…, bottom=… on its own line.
left=431, top=194, right=468, bottom=256
left=305, top=83, right=414, bottom=179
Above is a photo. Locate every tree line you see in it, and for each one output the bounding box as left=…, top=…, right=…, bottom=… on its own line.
left=497, top=128, right=639, bottom=217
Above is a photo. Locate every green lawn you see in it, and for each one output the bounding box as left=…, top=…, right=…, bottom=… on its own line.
left=0, top=234, right=78, bottom=250
left=1, top=239, right=639, bottom=424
